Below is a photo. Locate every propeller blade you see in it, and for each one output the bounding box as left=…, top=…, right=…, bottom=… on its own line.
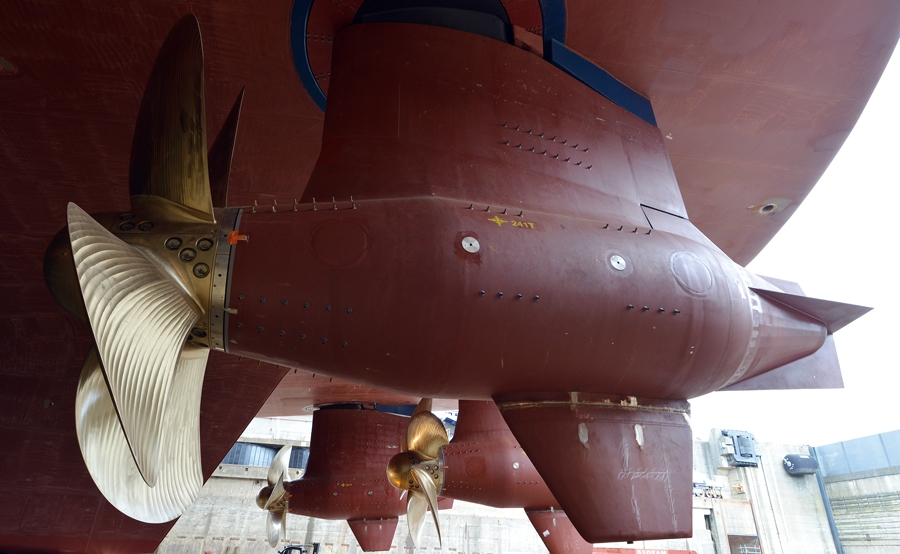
left=402, top=398, right=432, bottom=452
left=75, top=343, right=207, bottom=523
left=208, top=87, right=244, bottom=208
left=407, top=411, right=448, bottom=459
left=412, top=398, right=433, bottom=416
left=129, top=13, right=214, bottom=222
left=267, top=445, right=292, bottom=488
left=267, top=510, right=283, bottom=548
left=264, top=471, right=287, bottom=511
left=412, top=466, right=442, bottom=546
left=68, top=202, right=200, bottom=487
left=406, top=491, right=428, bottom=546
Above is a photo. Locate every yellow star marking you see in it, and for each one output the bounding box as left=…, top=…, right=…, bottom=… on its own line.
left=488, top=215, right=508, bottom=227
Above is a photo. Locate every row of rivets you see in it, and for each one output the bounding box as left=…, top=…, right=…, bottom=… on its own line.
left=501, top=122, right=590, bottom=152
left=503, top=139, right=593, bottom=169
left=602, top=223, right=652, bottom=235
left=626, top=304, right=681, bottom=314
left=236, top=295, right=352, bottom=313
left=479, top=290, right=540, bottom=301
left=234, top=323, right=348, bottom=346
left=466, top=204, right=525, bottom=217
left=249, top=196, right=359, bottom=213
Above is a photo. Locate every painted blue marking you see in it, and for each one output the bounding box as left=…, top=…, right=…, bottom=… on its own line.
left=290, top=0, right=327, bottom=112
left=538, top=0, right=566, bottom=57
left=546, top=39, right=657, bottom=127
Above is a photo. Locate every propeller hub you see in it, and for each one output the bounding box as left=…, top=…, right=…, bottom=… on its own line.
left=256, top=485, right=273, bottom=510
left=386, top=452, right=413, bottom=490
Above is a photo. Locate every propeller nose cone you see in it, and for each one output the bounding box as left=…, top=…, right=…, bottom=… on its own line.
left=43, top=225, right=88, bottom=321
left=256, top=485, right=273, bottom=510
left=386, top=452, right=412, bottom=490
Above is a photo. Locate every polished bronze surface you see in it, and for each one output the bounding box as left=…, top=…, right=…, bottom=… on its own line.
left=68, top=203, right=201, bottom=490
left=208, top=89, right=245, bottom=209
left=258, top=445, right=292, bottom=547
left=75, top=344, right=207, bottom=523
left=129, top=14, right=214, bottom=223
left=57, top=15, right=233, bottom=524
left=386, top=405, right=449, bottom=547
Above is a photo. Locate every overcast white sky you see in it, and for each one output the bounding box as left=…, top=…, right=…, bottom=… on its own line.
left=689, top=47, right=900, bottom=448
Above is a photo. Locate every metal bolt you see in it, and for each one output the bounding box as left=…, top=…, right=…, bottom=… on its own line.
left=342, top=341, right=347, bottom=348
left=643, top=306, right=649, bottom=311
left=627, top=304, right=634, bottom=310
left=282, top=300, right=288, bottom=305
left=321, top=338, right=327, bottom=344
left=197, top=238, right=213, bottom=251
left=260, top=297, right=266, bottom=303
left=119, top=222, right=135, bottom=231
left=659, top=308, right=665, bottom=313
left=497, top=292, right=503, bottom=298
left=165, top=237, right=182, bottom=250
left=192, top=262, right=210, bottom=278
left=257, top=326, right=263, bottom=332
left=346, top=308, right=352, bottom=313
left=138, top=221, right=154, bottom=231
left=674, top=309, right=681, bottom=314
left=300, top=334, right=306, bottom=340
left=479, top=290, right=485, bottom=296
left=325, top=305, right=331, bottom=311
left=179, top=248, right=196, bottom=262
left=303, top=302, right=309, bottom=308
left=238, top=295, right=244, bottom=300
left=516, top=294, right=523, bottom=299
left=236, top=323, right=242, bottom=328
left=534, top=295, right=540, bottom=301
left=279, top=330, right=285, bottom=336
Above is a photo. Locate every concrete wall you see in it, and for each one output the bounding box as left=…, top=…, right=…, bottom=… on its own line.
left=595, top=431, right=837, bottom=554
left=155, top=423, right=840, bottom=554
left=158, top=463, right=550, bottom=554
left=824, top=471, right=900, bottom=553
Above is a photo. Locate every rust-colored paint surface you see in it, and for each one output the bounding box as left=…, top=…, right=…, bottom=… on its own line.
left=442, top=401, right=558, bottom=509
left=286, top=408, right=407, bottom=521
left=1, top=0, right=898, bottom=551
left=347, top=517, right=399, bottom=552
left=226, top=24, right=829, bottom=402
left=497, top=393, right=693, bottom=543
left=527, top=510, right=595, bottom=554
